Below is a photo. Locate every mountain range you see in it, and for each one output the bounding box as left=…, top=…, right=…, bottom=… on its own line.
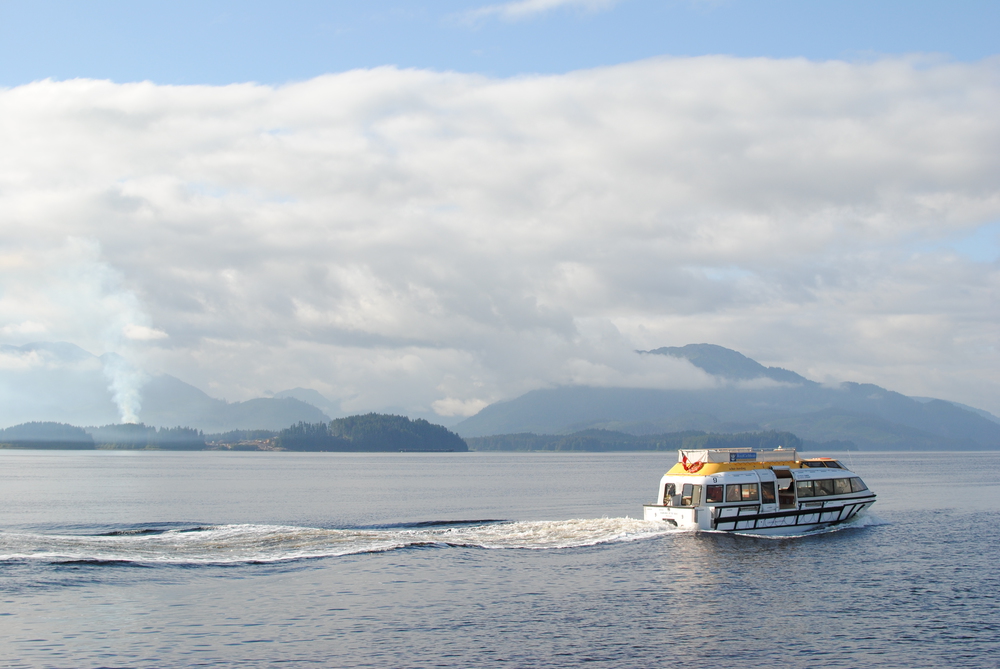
left=453, top=344, right=1000, bottom=450
left=4, top=340, right=998, bottom=449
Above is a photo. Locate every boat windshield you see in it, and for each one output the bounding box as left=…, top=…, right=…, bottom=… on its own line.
left=802, top=460, right=845, bottom=468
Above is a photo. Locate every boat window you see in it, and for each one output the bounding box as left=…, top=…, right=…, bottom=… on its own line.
left=816, top=479, right=835, bottom=496
left=706, top=485, right=724, bottom=503
left=826, top=461, right=844, bottom=469
left=681, top=484, right=702, bottom=507
left=850, top=477, right=868, bottom=492
left=802, top=461, right=825, bottom=468
left=796, top=481, right=815, bottom=497
left=663, top=483, right=676, bottom=505
left=725, top=483, right=758, bottom=502
left=761, top=481, right=776, bottom=504
left=834, top=478, right=851, bottom=495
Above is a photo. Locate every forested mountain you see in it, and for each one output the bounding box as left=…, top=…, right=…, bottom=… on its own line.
left=456, top=345, right=1000, bottom=450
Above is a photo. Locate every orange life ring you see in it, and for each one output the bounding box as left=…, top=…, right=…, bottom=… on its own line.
left=682, top=454, right=705, bottom=473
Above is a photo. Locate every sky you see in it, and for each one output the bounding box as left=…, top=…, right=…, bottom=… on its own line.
left=1, top=0, right=999, bottom=421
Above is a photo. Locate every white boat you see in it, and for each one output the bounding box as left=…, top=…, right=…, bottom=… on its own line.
left=642, top=447, right=876, bottom=535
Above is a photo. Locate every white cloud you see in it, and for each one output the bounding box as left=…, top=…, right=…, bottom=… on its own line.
left=464, top=0, right=622, bottom=22
left=432, top=397, right=490, bottom=417
left=123, top=324, right=169, bottom=341
left=1, top=56, right=999, bottom=417
left=0, top=349, right=45, bottom=371
left=0, top=240, right=147, bottom=350
left=0, top=321, right=47, bottom=336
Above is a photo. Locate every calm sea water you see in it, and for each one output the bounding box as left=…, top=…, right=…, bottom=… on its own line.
left=1, top=450, right=998, bottom=668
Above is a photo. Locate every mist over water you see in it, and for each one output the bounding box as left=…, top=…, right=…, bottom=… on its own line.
left=1, top=451, right=998, bottom=668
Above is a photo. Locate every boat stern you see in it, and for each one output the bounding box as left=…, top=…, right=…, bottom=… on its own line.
left=643, top=504, right=707, bottom=530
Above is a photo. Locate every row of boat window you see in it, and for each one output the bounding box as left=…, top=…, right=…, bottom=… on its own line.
left=797, top=477, right=868, bottom=497
left=664, top=483, right=769, bottom=507
left=706, top=482, right=771, bottom=504
left=664, top=477, right=868, bottom=506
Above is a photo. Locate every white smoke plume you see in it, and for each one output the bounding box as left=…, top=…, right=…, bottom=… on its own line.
left=0, top=239, right=163, bottom=424
left=101, top=354, right=148, bottom=424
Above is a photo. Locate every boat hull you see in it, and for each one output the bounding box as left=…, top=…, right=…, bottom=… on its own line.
left=644, top=494, right=876, bottom=535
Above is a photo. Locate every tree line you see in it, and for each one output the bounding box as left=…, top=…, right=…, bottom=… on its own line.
left=0, top=421, right=205, bottom=450
left=465, top=429, right=803, bottom=452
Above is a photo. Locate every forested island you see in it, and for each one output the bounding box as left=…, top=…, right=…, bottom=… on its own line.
left=0, top=414, right=469, bottom=452
left=274, top=414, right=468, bottom=452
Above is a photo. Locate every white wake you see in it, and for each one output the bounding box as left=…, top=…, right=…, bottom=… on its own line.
left=0, top=518, right=678, bottom=565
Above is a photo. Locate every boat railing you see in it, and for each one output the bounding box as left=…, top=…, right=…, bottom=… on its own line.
left=677, top=447, right=798, bottom=463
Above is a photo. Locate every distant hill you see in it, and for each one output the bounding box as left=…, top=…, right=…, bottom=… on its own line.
left=456, top=345, right=1000, bottom=450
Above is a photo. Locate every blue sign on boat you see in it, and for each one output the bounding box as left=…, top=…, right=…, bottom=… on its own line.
left=730, top=452, right=757, bottom=462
